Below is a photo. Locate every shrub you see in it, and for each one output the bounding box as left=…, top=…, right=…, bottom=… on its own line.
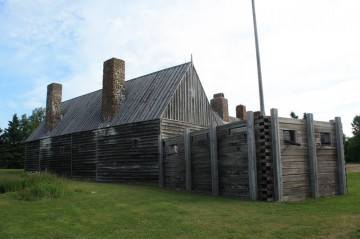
left=0, top=172, right=71, bottom=201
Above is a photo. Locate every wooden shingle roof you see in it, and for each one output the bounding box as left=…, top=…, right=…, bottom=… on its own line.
left=27, top=62, right=191, bottom=141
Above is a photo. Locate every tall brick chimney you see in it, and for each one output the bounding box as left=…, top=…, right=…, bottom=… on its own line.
left=45, top=83, right=62, bottom=131
left=101, top=58, right=125, bottom=122
left=236, top=104, right=247, bottom=120
left=210, top=93, right=229, bottom=122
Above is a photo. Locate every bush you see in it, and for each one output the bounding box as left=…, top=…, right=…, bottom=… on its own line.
left=0, top=172, right=70, bottom=201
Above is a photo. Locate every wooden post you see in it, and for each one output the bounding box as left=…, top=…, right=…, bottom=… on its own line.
left=306, top=113, right=319, bottom=198
left=210, top=120, right=219, bottom=195
left=247, top=111, right=257, bottom=200
left=158, top=135, right=164, bottom=188
left=184, top=128, right=192, bottom=192
left=271, top=108, right=282, bottom=201
left=335, top=117, right=347, bottom=195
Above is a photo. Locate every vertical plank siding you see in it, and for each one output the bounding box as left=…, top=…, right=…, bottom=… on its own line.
left=161, top=64, right=212, bottom=126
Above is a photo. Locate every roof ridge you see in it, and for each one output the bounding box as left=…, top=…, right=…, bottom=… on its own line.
left=126, top=62, right=191, bottom=83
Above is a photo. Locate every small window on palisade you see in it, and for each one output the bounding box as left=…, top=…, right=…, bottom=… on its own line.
left=283, top=130, right=298, bottom=145
left=320, top=133, right=332, bottom=146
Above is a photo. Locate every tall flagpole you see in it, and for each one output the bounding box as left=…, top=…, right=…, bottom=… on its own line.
left=251, top=0, right=265, bottom=116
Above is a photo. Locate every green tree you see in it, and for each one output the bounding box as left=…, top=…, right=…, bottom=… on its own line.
left=290, top=112, right=298, bottom=119
left=344, top=115, right=360, bottom=162
left=0, top=108, right=45, bottom=168
left=1, top=114, right=24, bottom=168
left=351, top=115, right=360, bottom=136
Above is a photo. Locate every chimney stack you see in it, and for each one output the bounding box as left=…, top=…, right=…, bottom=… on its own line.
left=101, top=58, right=125, bottom=122
left=210, top=93, right=229, bottom=122
left=236, top=104, right=247, bottom=120
left=45, top=83, right=62, bottom=131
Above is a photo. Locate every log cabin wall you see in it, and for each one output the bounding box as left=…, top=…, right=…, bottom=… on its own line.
left=25, top=140, right=40, bottom=172
left=25, top=120, right=161, bottom=183
left=271, top=109, right=346, bottom=201
left=71, top=131, right=97, bottom=179
left=162, top=116, right=263, bottom=199
left=314, top=121, right=340, bottom=196
left=96, top=120, right=160, bottom=183
left=161, top=110, right=346, bottom=201
left=277, top=117, right=312, bottom=201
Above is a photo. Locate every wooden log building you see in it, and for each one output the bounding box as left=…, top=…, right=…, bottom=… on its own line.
left=25, top=57, right=347, bottom=201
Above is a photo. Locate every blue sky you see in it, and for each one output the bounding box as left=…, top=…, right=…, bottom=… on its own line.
left=0, top=0, right=359, bottom=136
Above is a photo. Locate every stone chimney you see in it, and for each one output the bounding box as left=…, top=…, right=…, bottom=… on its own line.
left=210, top=93, right=229, bottom=122
left=45, top=83, right=62, bottom=131
left=101, top=58, right=125, bottom=122
left=236, top=104, right=247, bottom=120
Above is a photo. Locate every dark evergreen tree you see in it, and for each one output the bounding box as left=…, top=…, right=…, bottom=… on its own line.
left=0, top=108, right=45, bottom=168
left=344, top=115, right=360, bottom=162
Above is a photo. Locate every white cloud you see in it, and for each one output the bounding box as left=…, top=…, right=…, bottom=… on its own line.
left=0, top=0, right=359, bottom=136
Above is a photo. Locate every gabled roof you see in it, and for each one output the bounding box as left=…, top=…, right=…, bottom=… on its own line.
left=27, top=62, right=192, bottom=141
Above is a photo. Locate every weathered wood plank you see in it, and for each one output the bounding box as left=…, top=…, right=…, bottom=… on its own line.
left=306, top=113, right=319, bottom=198
left=210, top=120, right=219, bottom=195
left=184, top=128, right=191, bottom=192
left=271, top=109, right=282, bottom=201
left=247, top=111, right=257, bottom=200
left=335, top=117, right=347, bottom=195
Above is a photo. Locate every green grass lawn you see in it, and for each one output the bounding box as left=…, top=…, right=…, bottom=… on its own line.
left=0, top=169, right=359, bottom=239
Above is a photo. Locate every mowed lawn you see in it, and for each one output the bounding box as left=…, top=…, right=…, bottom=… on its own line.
left=0, top=168, right=359, bottom=239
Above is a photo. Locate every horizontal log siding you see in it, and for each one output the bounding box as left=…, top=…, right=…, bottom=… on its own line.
left=71, top=131, right=96, bottom=179
left=217, top=121, right=250, bottom=198
left=190, top=129, right=212, bottom=194
left=314, top=121, right=339, bottom=196
left=163, top=136, right=185, bottom=189
left=39, top=135, right=72, bottom=176
left=96, top=120, right=160, bottom=183
left=278, top=118, right=311, bottom=201
left=160, top=119, right=207, bottom=139
left=25, top=140, right=40, bottom=171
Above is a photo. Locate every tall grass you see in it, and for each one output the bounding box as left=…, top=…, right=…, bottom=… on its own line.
left=0, top=171, right=70, bottom=201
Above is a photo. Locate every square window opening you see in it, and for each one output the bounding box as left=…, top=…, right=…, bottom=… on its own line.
left=320, top=132, right=332, bottom=146
left=283, top=130, right=298, bottom=145
left=168, top=144, right=178, bottom=155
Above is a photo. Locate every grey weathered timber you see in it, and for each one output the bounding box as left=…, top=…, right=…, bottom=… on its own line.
left=210, top=120, right=219, bottom=195
left=247, top=111, right=257, bottom=200
left=158, top=134, right=164, bottom=188
left=184, top=128, right=191, bottom=192
left=335, top=117, right=347, bottom=194
left=271, top=108, right=282, bottom=201
left=306, top=113, right=319, bottom=198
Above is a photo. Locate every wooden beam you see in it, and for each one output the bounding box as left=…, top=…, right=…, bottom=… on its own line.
left=247, top=111, right=257, bottom=200
left=158, top=134, right=164, bottom=188
left=184, top=128, right=192, bottom=192
left=335, top=117, right=347, bottom=194
left=210, top=120, right=219, bottom=195
left=306, top=113, right=319, bottom=198
left=271, top=108, right=282, bottom=201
